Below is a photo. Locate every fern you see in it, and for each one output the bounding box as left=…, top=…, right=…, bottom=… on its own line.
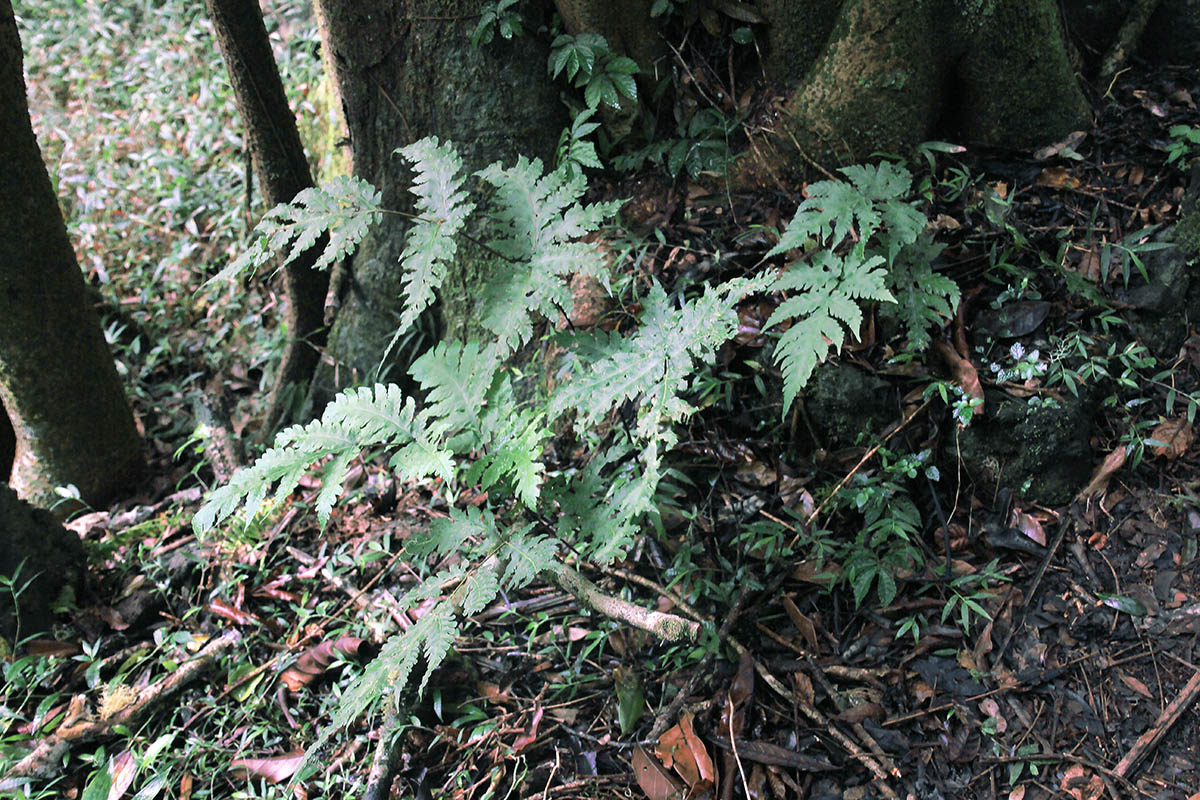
left=395, top=138, right=475, bottom=331
left=550, top=276, right=771, bottom=444
left=887, top=232, right=960, bottom=351
left=766, top=161, right=957, bottom=412
left=193, top=384, right=451, bottom=532
left=766, top=250, right=894, bottom=410
left=476, top=156, right=621, bottom=353
left=208, top=175, right=381, bottom=285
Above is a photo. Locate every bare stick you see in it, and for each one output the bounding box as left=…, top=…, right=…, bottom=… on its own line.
left=1115, top=669, right=1200, bottom=778
left=547, top=563, right=700, bottom=642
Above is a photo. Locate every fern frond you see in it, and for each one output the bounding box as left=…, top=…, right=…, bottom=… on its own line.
left=475, top=156, right=620, bottom=353
left=500, top=528, right=558, bottom=590
left=193, top=384, right=451, bottom=533
left=551, top=276, right=770, bottom=443
left=410, top=341, right=501, bottom=443
left=887, top=233, right=959, bottom=350
left=766, top=250, right=893, bottom=410
left=767, top=161, right=920, bottom=258
left=208, top=176, right=382, bottom=285
left=395, top=137, right=475, bottom=331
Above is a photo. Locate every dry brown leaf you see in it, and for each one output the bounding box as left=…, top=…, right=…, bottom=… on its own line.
left=231, top=752, right=305, bottom=784
left=1010, top=510, right=1047, bottom=546
left=1119, top=673, right=1153, bottom=699
left=781, top=596, right=818, bottom=651
left=933, top=340, right=985, bottom=421
left=280, top=636, right=369, bottom=693
left=510, top=704, right=543, bottom=752
left=678, top=712, right=716, bottom=785
left=107, top=749, right=137, bottom=800
left=834, top=702, right=883, bottom=724
left=633, top=745, right=685, bottom=800
left=1035, top=166, right=1081, bottom=189
left=1149, top=417, right=1193, bottom=460
left=1078, top=447, right=1127, bottom=499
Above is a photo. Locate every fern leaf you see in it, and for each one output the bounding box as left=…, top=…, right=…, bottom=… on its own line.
left=415, top=604, right=458, bottom=696
left=193, top=384, right=450, bottom=533
left=458, top=563, right=500, bottom=616
left=208, top=176, right=381, bottom=286
left=410, top=341, right=500, bottom=443
left=395, top=137, right=475, bottom=331
left=408, top=507, right=491, bottom=561
left=551, top=276, right=770, bottom=442
left=766, top=250, right=893, bottom=412
left=501, top=528, right=558, bottom=590
left=474, top=156, right=620, bottom=353
left=887, top=234, right=959, bottom=350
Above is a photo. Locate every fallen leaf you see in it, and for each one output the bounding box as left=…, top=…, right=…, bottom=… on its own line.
left=511, top=704, right=543, bottom=752
left=280, top=637, right=370, bottom=693
left=1077, top=447, right=1126, bottom=499
left=107, top=750, right=137, bottom=800
left=633, top=745, right=685, bottom=800
left=678, top=712, right=716, bottom=785
left=1010, top=510, right=1047, bottom=546
left=1035, top=166, right=1081, bottom=189
left=1148, top=417, right=1193, bottom=460
left=1032, top=130, right=1087, bottom=161
left=781, top=596, right=818, bottom=651
left=1119, top=673, right=1153, bottom=699
left=231, top=752, right=305, bottom=784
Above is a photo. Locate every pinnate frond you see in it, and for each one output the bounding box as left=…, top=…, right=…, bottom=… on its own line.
left=209, top=175, right=381, bottom=285
left=193, top=384, right=450, bottom=533
left=395, top=138, right=475, bottom=331
left=766, top=250, right=893, bottom=411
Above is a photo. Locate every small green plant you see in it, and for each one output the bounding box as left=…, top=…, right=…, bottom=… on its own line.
left=472, top=0, right=523, bottom=48
left=548, top=32, right=640, bottom=111
left=1166, top=124, right=1200, bottom=167
left=765, top=161, right=960, bottom=412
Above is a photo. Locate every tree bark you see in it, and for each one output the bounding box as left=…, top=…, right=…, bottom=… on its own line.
left=739, top=0, right=1092, bottom=179
left=0, top=0, right=143, bottom=508
left=204, top=0, right=330, bottom=438
left=308, top=0, right=565, bottom=407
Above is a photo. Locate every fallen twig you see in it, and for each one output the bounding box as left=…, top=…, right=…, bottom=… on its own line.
left=547, top=564, right=700, bottom=642
left=0, top=630, right=242, bottom=789
left=1115, top=669, right=1200, bottom=779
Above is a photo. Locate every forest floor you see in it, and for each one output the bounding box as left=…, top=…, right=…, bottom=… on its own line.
left=6, top=18, right=1200, bottom=800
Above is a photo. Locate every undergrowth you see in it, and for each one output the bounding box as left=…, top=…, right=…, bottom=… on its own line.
left=194, top=137, right=966, bottom=770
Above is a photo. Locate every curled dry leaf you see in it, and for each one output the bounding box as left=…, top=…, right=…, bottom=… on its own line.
left=1010, top=510, right=1047, bottom=546
left=933, top=340, right=984, bottom=421
left=207, top=598, right=261, bottom=628
left=1148, top=417, right=1193, bottom=460
left=280, top=636, right=370, bottom=693
left=1077, top=446, right=1127, bottom=500
left=231, top=751, right=306, bottom=784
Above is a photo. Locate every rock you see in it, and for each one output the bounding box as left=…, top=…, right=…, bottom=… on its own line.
left=949, top=389, right=1095, bottom=506
left=0, top=483, right=87, bottom=644
left=806, top=362, right=895, bottom=451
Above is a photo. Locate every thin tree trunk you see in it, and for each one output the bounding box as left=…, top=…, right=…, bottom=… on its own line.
left=0, top=0, right=143, bottom=507
left=204, top=0, right=330, bottom=439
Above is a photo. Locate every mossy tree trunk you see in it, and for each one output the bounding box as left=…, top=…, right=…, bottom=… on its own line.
left=0, top=0, right=143, bottom=507
left=740, top=0, right=1092, bottom=178
left=205, top=0, right=330, bottom=439
left=307, top=0, right=565, bottom=407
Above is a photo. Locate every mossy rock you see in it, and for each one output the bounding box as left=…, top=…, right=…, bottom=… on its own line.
left=0, top=483, right=86, bottom=644
left=806, top=362, right=895, bottom=451
left=948, top=389, right=1095, bottom=506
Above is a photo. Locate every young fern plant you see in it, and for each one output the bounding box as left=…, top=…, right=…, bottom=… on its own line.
left=765, top=161, right=960, bottom=412
left=195, top=137, right=764, bottom=757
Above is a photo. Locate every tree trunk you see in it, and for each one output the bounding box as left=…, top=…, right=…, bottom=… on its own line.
left=740, top=0, right=1092, bottom=179
left=308, top=0, right=565, bottom=406
left=0, top=0, right=143, bottom=508
left=204, top=0, right=330, bottom=438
